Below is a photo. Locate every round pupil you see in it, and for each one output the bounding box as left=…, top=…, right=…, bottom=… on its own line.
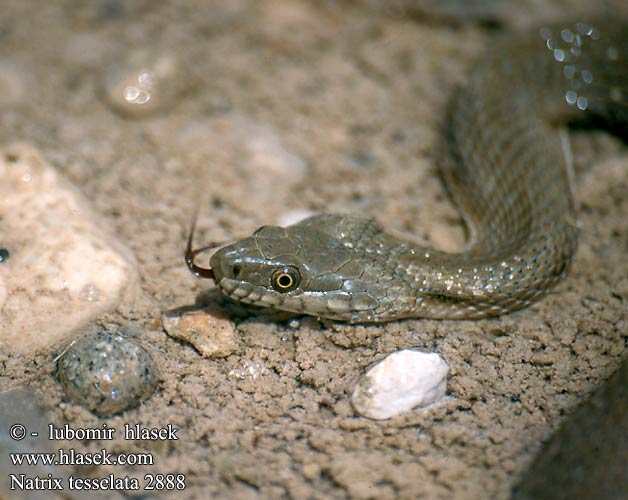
left=278, top=274, right=292, bottom=287
left=271, top=266, right=300, bottom=293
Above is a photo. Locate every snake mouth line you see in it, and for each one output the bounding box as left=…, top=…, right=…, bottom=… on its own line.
left=219, top=279, right=287, bottom=307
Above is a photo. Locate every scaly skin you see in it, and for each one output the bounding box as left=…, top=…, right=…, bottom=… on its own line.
left=201, top=20, right=628, bottom=323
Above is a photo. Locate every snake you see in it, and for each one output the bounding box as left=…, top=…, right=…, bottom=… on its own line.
left=186, top=20, right=627, bottom=323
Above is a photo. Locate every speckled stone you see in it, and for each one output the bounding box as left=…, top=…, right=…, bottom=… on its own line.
left=57, top=330, right=159, bottom=416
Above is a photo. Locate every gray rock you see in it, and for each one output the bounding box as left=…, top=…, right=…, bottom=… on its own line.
left=513, top=358, right=628, bottom=500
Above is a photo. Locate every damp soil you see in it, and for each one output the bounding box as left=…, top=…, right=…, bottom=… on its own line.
left=1, top=1, right=627, bottom=499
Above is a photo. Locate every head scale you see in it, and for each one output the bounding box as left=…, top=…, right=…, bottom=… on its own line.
left=186, top=214, right=387, bottom=321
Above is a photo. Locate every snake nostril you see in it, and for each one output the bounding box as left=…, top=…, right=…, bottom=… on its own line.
left=232, top=265, right=241, bottom=278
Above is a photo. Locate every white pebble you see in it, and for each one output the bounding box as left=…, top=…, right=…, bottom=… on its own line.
left=243, top=131, right=308, bottom=181
left=175, top=116, right=308, bottom=219
left=228, top=361, right=269, bottom=380
left=277, top=210, right=316, bottom=227
left=351, top=349, right=448, bottom=420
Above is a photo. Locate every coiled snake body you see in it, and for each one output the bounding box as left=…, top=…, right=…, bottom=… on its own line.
left=187, top=20, right=628, bottom=322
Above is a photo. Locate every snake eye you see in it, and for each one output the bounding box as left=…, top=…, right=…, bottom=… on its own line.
left=271, top=266, right=301, bottom=293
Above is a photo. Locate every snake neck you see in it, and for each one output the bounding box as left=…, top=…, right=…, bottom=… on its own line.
left=387, top=219, right=578, bottom=320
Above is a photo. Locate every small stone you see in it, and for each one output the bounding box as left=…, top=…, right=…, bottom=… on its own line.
left=175, top=116, right=308, bottom=219
left=351, top=349, right=448, bottom=420
left=162, top=306, right=238, bottom=358
left=242, top=129, right=308, bottom=182
left=228, top=360, right=269, bottom=380
left=277, top=210, right=316, bottom=228
left=288, top=317, right=301, bottom=329
left=0, top=144, right=135, bottom=354
left=57, top=330, right=159, bottom=417
left=101, top=49, right=195, bottom=118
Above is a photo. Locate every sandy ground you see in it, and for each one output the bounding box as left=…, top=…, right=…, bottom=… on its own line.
left=1, top=1, right=627, bottom=499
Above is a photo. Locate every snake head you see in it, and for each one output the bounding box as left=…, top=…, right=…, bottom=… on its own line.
left=207, top=214, right=389, bottom=321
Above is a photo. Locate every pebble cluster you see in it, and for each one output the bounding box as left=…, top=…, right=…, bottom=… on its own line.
left=57, top=330, right=159, bottom=416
